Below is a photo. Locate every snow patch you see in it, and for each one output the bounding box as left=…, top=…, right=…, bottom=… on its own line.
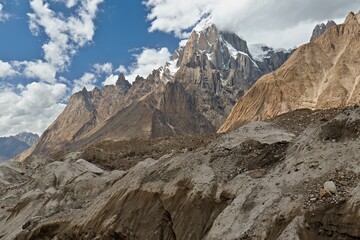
left=160, top=59, right=180, bottom=82
left=248, top=44, right=270, bottom=62
left=225, top=40, right=258, bottom=68
left=193, top=15, right=213, bottom=33
left=167, top=59, right=180, bottom=75
left=179, top=39, right=188, bottom=47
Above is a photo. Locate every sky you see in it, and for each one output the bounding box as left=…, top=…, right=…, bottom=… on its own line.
left=0, top=0, right=358, bottom=136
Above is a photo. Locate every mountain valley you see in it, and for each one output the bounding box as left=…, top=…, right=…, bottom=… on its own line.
left=0, top=7, right=360, bottom=240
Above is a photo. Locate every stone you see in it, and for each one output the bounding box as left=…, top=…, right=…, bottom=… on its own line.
left=249, top=169, right=266, bottom=178
left=319, top=188, right=332, bottom=198
left=310, top=198, right=317, bottom=203
left=295, top=159, right=304, bottom=166
left=309, top=161, right=320, bottom=169
left=324, top=181, right=337, bottom=195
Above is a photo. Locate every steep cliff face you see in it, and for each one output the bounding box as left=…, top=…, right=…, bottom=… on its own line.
left=173, top=24, right=292, bottom=127
left=67, top=81, right=215, bottom=150
left=220, top=11, right=360, bottom=133
left=30, top=72, right=170, bottom=154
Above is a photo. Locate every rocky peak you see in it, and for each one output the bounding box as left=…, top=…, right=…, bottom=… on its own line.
left=310, top=20, right=336, bottom=41
left=81, top=87, right=88, bottom=94
left=220, top=31, right=250, bottom=55
left=178, top=23, right=250, bottom=69
left=25, top=18, right=293, bottom=157
left=249, top=44, right=295, bottom=72
left=344, top=11, right=360, bottom=24
left=115, top=73, right=131, bottom=92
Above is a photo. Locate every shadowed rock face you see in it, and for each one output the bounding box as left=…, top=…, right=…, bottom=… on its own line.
left=220, top=11, right=360, bottom=133
left=2, top=106, right=360, bottom=240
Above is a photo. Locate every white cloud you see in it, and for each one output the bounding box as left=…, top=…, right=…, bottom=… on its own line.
left=72, top=72, right=96, bottom=93
left=0, top=82, right=67, bottom=136
left=66, top=0, right=79, bottom=8
left=1, top=0, right=104, bottom=83
left=22, top=60, right=57, bottom=83
left=0, top=3, right=10, bottom=22
left=0, top=0, right=105, bottom=136
left=115, top=65, right=127, bottom=74
left=126, top=47, right=171, bottom=82
left=93, top=62, right=113, bottom=75
left=28, top=0, right=104, bottom=70
left=102, top=74, right=118, bottom=86
left=0, top=60, right=16, bottom=78
left=144, top=0, right=359, bottom=48
left=74, top=63, right=129, bottom=89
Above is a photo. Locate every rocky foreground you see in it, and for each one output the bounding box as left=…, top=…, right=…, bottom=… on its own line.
left=0, top=105, right=359, bottom=239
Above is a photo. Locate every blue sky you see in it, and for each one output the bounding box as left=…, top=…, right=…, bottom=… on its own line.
left=0, top=0, right=179, bottom=84
left=0, top=0, right=358, bottom=136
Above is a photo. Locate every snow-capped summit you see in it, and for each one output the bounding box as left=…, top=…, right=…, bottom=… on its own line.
left=248, top=44, right=294, bottom=71
left=193, top=15, right=214, bottom=33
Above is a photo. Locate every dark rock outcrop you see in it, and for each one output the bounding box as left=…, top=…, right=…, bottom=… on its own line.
left=310, top=20, right=337, bottom=41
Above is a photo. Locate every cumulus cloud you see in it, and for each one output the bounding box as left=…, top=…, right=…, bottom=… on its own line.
left=28, top=0, right=104, bottom=70
left=93, top=62, right=113, bottom=75
left=125, top=47, right=171, bottom=82
left=0, top=0, right=104, bottom=136
left=16, top=60, right=57, bottom=83
left=0, top=60, right=17, bottom=78
left=0, top=3, right=10, bottom=22
left=144, top=0, right=359, bottom=48
left=0, top=0, right=104, bottom=83
left=0, top=82, right=67, bottom=136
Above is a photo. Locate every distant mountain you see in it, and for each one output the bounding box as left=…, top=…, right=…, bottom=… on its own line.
left=24, top=22, right=293, bottom=157
left=220, top=11, right=360, bottom=132
left=13, top=132, right=39, bottom=146
left=0, top=132, right=39, bottom=161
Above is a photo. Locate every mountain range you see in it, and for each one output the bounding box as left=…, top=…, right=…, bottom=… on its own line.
left=24, top=23, right=293, bottom=157
left=0, top=133, right=39, bottom=162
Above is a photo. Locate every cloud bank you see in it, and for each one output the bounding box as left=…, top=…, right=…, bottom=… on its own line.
left=0, top=0, right=104, bottom=136
left=144, top=0, right=359, bottom=48
left=0, top=82, right=67, bottom=136
left=0, top=3, right=10, bottom=22
left=124, top=47, right=171, bottom=83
